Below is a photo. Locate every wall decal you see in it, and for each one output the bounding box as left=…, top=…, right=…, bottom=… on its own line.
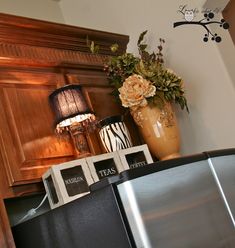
left=174, top=5, right=229, bottom=43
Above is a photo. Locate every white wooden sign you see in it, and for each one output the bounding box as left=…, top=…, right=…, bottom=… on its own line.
left=117, top=144, right=153, bottom=170
left=42, top=158, right=94, bottom=209
left=86, top=152, right=124, bottom=182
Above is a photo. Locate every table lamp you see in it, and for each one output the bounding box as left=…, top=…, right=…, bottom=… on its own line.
left=49, top=84, right=96, bottom=157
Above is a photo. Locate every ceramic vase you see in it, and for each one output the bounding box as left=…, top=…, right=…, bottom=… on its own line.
left=131, top=103, right=180, bottom=160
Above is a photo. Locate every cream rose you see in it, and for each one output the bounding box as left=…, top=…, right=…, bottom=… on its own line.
left=118, top=74, right=156, bottom=108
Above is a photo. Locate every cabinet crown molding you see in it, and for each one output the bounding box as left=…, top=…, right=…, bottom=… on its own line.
left=0, top=12, right=129, bottom=67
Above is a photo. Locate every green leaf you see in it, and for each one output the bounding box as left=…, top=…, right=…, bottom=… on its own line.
left=110, top=43, right=119, bottom=53
left=137, top=30, right=148, bottom=45
left=139, top=44, right=147, bottom=51
left=90, top=41, right=100, bottom=54
left=103, top=30, right=189, bottom=114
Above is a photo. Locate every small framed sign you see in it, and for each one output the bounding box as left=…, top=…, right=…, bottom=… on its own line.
left=117, top=144, right=153, bottom=170
left=86, top=152, right=124, bottom=182
left=42, top=158, right=94, bottom=209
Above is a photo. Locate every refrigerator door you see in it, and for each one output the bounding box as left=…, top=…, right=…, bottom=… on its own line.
left=206, top=149, right=235, bottom=223
left=117, top=156, right=235, bottom=248
left=12, top=185, right=133, bottom=248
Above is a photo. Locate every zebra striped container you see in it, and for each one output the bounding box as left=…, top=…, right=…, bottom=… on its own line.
left=98, top=115, right=133, bottom=153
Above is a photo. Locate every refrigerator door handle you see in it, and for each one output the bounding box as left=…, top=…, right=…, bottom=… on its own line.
left=118, top=181, right=152, bottom=248
left=208, top=158, right=235, bottom=228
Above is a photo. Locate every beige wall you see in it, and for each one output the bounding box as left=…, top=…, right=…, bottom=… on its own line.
left=59, top=0, right=235, bottom=155
left=0, top=0, right=65, bottom=23
left=1, top=0, right=235, bottom=156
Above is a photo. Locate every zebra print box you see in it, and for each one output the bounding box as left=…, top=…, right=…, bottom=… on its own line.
left=98, top=115, right=133, bottom=152
left=86, top=152, right=124, bottom=182
left=42, top=158, right=94, bottom=209
left=117, top=144, right=153, bottom=170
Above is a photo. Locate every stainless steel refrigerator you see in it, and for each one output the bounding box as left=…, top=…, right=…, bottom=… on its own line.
left=12, top=149, right=235, bottom=247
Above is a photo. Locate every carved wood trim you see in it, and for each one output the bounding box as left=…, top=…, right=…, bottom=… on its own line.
left=0, top=13, right=129, bottom=70
left=0, top=42, right=107, bottom=69
left=0, top=12, right=129, bottom=56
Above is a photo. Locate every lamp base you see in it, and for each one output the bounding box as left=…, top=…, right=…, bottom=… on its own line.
left=69, top=125, right=90, bottom=157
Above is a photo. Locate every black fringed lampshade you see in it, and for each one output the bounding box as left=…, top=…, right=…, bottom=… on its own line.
left=49, top=84, right=95, bottom=129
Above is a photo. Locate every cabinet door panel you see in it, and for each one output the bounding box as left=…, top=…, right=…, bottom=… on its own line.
left=0, top=72, right=74, bottom=186
left=84, top=86, right=122, bottom=119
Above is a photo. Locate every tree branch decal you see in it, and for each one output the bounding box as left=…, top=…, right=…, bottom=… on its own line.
left=174, top=11, right=229, bottom=42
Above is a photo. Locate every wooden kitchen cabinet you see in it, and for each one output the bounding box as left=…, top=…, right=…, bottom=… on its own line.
left=0, top=13, right=140, bottom=247
left=0, top=70, right=74, bottom=187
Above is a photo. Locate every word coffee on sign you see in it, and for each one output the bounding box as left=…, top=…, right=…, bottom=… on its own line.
left=129, top=161, right=147, bottom=169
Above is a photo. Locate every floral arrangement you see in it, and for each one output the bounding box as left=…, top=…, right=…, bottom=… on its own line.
left=104, top=31, right=189, bottom=115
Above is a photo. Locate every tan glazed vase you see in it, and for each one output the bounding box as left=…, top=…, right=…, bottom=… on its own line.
left=131, top=103, right=180, bottom=160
